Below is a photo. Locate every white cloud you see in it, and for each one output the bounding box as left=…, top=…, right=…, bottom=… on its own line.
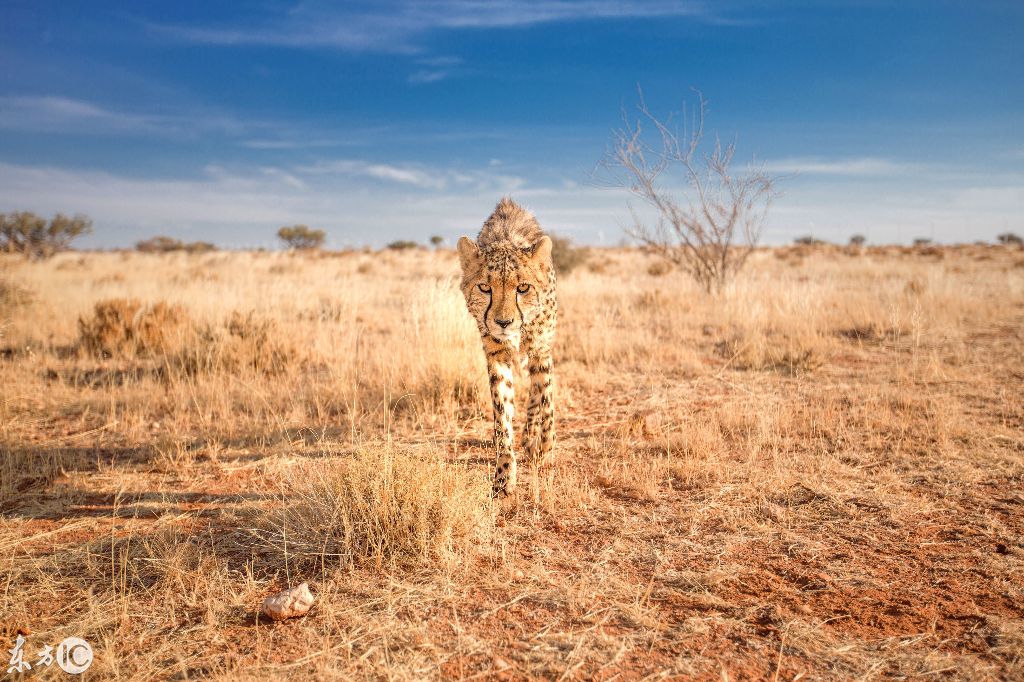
left=149, top=1, right=709, bottom=53
left=365, top=163, right=443, bottom=188
left=763, top=156, right=923, bottom=177
left=240, top=138, right=350, bottom=150
left=0, top=95, right=158, bottom=134
left=297, top=159, right=526, bottom=192
left=0, top=94, right=267, bottom=139
left=408, top=69, right=451, bottom=84
left=297, top=160, right=448, bottom=189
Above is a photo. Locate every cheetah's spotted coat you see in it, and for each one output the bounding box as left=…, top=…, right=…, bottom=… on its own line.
left=458, top=198, right=556, bottom=495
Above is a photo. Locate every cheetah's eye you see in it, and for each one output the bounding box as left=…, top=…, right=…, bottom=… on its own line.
left=478, top=284, right=492, bottom=293
left=516, top=283, right=530, bottom=294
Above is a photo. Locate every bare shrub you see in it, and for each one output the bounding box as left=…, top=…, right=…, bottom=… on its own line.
left=78, top=298, right=188, bottom=358
left=1, top=211, right=92, bottom=259
left=596, top=89, right=779, bottom=293
left=386, top=240, right=419, bottom=251
left=549, top=233, right=588, bottom=276
left=265, top=445, right=491, bottom=570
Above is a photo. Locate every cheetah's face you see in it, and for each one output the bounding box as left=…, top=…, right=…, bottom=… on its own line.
left=457, top=236, right=553, bottom=343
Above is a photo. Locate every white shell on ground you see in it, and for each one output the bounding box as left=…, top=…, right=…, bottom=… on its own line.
left=260, top=582, right=315, bottom=621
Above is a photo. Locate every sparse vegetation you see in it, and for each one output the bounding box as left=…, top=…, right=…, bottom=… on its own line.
left=849, top=233, right=867, bottom=246
left=998, top=232, right=1022, bottom=245
left=429, top=235, right=445, bottom=248
left=1, top=245, right=1022, bottom=679
left=0, top=211, right=92, bottom=258
left=136, top=235, right=216, bottom=253
left=277, top=224, right=326, bottom=250
left=386, top=239, right=419, bottom=250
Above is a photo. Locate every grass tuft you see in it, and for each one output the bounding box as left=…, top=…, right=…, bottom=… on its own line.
left=267, top=444, right=493, bottom=571
left=77, top=298, right=188, bottom=358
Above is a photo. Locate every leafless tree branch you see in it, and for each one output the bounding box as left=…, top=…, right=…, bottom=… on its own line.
left=594, top=88, right=779, bottom=293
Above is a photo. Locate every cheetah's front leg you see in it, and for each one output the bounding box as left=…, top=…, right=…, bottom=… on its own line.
left=485, top=340, right=517, bottom=495
left=524, top=351, right=554, bottom=464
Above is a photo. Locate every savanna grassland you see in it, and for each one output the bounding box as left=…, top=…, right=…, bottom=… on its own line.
left=1, top=244, right=1023, bottom=680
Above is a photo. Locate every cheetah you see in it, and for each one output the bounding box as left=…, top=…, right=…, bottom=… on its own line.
left=457, top=198, right=556, bottom=495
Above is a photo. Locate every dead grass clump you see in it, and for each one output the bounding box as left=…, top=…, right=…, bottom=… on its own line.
left=586, top=257, right=610, bottom=274
left=0, top=447, right=65, bottom=504
left=175, top=310, right=302, bottom=375
left=225, top=311, right=294, bottom=373
left=0, top=278, right=32, bottom=311
left=837, top=323, right=892, bottom=343
left=90, top=526, right=225, bottom=598
left=904, top=278, right=926, bottom=296
left=647, top=260, right=673, bottom=277
left=718, top=328, right=826, bottom=374
left=77, top=298, right=188, bottom=358
left=596, top=453, right=666, bottom=502
left=267, top=445, right=492, bottom=571
left=635, top=289, right=668, bottom=311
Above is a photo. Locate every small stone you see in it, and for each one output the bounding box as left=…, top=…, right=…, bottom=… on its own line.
left=261, top=582, right=315, bottom=621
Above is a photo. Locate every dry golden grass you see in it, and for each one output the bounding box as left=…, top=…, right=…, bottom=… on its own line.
left=264, top=443, right=494, bottom=572
left=1, top=243, right=1022, bottom=679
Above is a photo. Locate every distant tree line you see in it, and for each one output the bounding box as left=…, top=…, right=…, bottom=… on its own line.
left=4, top=209, right=1019, bottom=260
left=136, top=235, right=216, bottom=253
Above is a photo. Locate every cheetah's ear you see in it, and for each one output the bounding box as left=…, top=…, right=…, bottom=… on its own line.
left=457, top=236, right=481, bottom=273
left=530, top=235, right=553, bottom=266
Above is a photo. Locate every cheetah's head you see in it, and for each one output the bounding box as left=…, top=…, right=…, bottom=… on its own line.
left=457, top=236, right=553, bottom=344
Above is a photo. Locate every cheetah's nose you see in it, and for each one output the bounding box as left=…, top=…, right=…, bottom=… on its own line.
left=495, top=318, right=513, bottom=329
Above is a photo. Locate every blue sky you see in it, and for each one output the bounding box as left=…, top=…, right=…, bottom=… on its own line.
left=1, top=1, right=1021, bottom=248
